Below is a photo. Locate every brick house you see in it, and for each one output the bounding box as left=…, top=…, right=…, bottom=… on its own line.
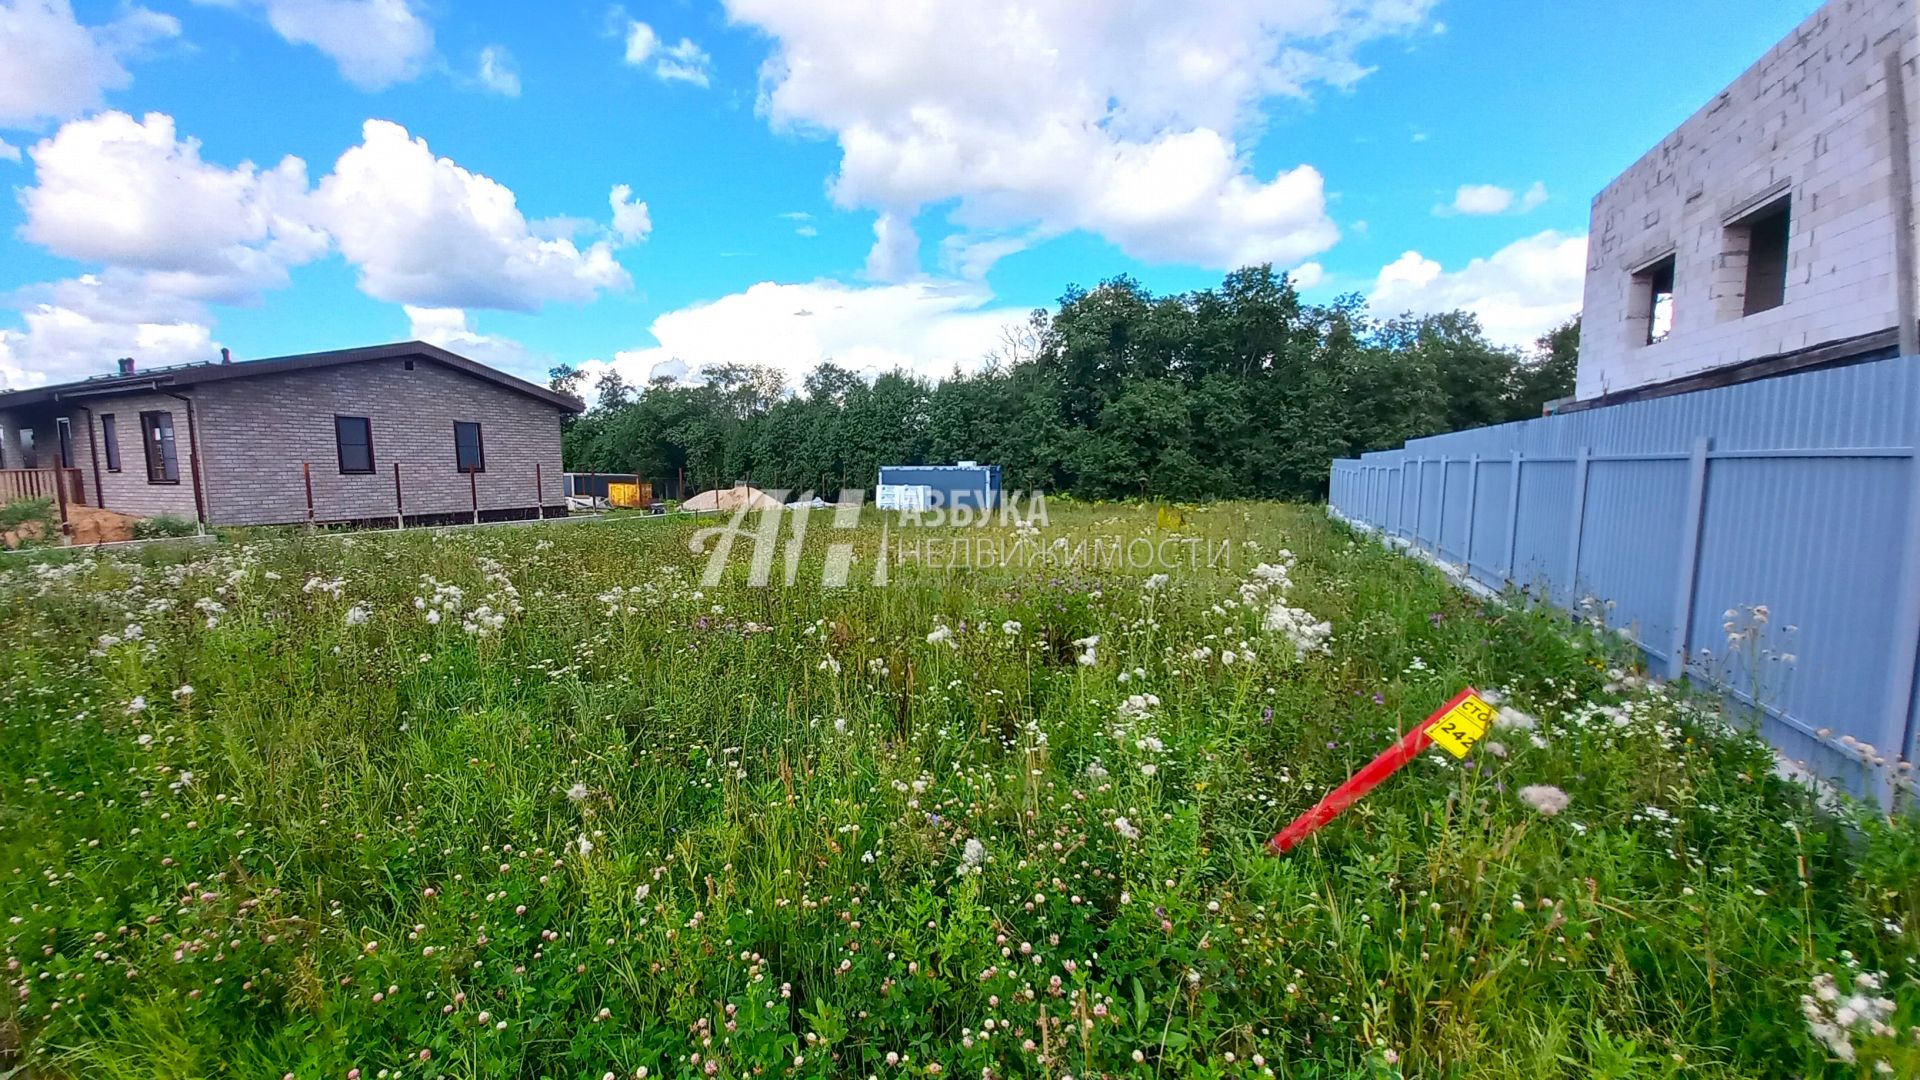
left=0, top=342, right=583, bottom=527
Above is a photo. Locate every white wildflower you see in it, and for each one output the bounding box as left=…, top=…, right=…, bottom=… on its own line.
left=1493, top=706, right=1538, bottom=731
left=958, top=837, right=987, bottom=877
left=1072, top=635, right=1099, bottom=667
left=1518, top=784, right=1570, bottom=816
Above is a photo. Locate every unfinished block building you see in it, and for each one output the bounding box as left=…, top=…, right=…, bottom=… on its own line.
left=1578, top=0, right=1920, bottom=404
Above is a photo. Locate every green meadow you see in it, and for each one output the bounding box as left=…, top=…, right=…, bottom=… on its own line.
left=1, top=503, right=1914, bottom=1078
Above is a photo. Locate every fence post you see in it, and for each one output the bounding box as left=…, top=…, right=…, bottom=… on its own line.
left=536, top=462, right=545, bottom=520
left=1410, top=457, right=1423, bottom=543
left=1667, top=436, right=1712, bottom=680
left=1463, top=453, right=1480, bottom=574
left=393, top=462, right=405, bottom=529
left=1434, top=455, right=1449, bottom=557
left=469, top=466, right=480, bottom=526
left=1565, top=446, right=1591, bottom=608
left=1405, top=460, right=1414, bottom=535
left=52, top=451, right=71, bottom=539
left=1504, top=450, right=1523, bottom=580
left=303, top=462, right=315, bottom=526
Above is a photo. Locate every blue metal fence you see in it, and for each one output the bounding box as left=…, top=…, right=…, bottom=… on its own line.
left=1328, top=353, right=1920, bottom=801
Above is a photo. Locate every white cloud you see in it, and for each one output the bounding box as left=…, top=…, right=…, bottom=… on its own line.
left=588, top=278, right=1028, bottom=389
left=4, top=111, right=650, bottom=386
left=937, top=232, right=1036, bottom=281
left=1368, top=229, right=1587, bottom=347
left=197, top=0, right=433, bottom=91
left=1444, top=180, right=1548, bottom=216
left=1449, top=183, right=1512, bottom=215
left=726, top=0, right=1435, bottom=275
left=476, top=44, right=520, bottom=97
left=17, top=111, right=326, bottom=302
left=0, top=285, right=215, bottom=390
left=622, top=19, right=656, bottom=63
left=1289, top=261, right=1325, bottom=290
left=404, top=305, right=535, bottom=374
left=622, top=18, right=711, bottom=87
left=0, top=1, right=179, bottom=128
left=864, top=211, right=919, bottom=282
left=609, top=184, right=652, bottom=243
left=655, top=38, right=712, bottom=86
left=0, top=137, right=19, bottom=162
left=313, top=119, right=632, bottom=310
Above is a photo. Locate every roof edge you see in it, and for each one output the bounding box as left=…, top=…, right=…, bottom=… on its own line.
left=0, top=340, right=586, bottom=414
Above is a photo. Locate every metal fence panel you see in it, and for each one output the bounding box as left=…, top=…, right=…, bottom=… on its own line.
left=1578, top=458, right=1689, bottom=654
left=1510, top=459, right=1574, bottom=598
left=1469, top=459, right=1511, bottom=576
left=1328, top=352, right=1920, bottom=800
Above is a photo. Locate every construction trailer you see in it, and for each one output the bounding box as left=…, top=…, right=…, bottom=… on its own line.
left=875, top=462, right=1002, bottom=512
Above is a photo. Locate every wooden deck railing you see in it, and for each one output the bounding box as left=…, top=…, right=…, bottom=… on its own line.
left=0, top=468, right=86, bottom=507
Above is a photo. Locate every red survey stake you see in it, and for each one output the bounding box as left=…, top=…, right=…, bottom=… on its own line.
left=1267, top=687, right=1495, bottom=854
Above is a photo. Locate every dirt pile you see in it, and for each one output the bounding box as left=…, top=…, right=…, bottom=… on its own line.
left=681, top=485, right=784, bottom=512
left=3, top=506, right=147, bottom=548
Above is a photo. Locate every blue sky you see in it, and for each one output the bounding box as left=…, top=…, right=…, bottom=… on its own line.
left=0, top=0, right=1822, bottom=392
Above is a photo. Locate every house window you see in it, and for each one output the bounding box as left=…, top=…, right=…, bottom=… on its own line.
left=140, top=411, right=179, bottom=484
left=21, top=427, right=37, bottom=469
left=56, top=417, right=73, bottom=468
left=454, top=421, right=485, bottom=474
left=335, top=416, right=374, bottom=474
left=1634, top=255, right=1677, bottom=345
left=102, top=414, right=121, bottom=472
left=1737, top=198, right=1791, bottom=316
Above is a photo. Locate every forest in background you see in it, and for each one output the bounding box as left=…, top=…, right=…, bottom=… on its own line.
left=554, top=265, right=1578, bottom=501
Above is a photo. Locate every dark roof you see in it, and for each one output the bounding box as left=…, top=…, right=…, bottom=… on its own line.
left=0, top=341, right=585, bottom=414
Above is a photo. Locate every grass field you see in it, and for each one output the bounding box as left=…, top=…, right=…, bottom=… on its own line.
left=1, top=502, right=1916, bottom=1079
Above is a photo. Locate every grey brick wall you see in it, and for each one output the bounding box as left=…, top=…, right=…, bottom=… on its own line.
left=80, top=395, right=206, bottom=519
left=192, top=358, right=567, bottom=526
left=0, top=400, right=200, bottom=519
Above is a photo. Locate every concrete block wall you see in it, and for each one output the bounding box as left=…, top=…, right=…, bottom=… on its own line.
left=1578, top=0, right=1920, bottom=400
left=192, top=358, right=567, bottom=526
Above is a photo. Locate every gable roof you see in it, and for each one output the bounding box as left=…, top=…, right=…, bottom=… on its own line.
left=0, top=341, right=586, bottom=414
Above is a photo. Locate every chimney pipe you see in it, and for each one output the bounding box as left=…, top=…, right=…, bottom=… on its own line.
left=220, top=347, right=231, bottom=365
left=117, top=357, right=135, bottom=376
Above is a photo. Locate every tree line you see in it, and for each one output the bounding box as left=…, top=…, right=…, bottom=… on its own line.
left=554, top=265, right=1577, bottom=502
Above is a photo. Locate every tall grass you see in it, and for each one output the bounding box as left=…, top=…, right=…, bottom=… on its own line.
left=0, top=503, right=1914, bottom=1078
